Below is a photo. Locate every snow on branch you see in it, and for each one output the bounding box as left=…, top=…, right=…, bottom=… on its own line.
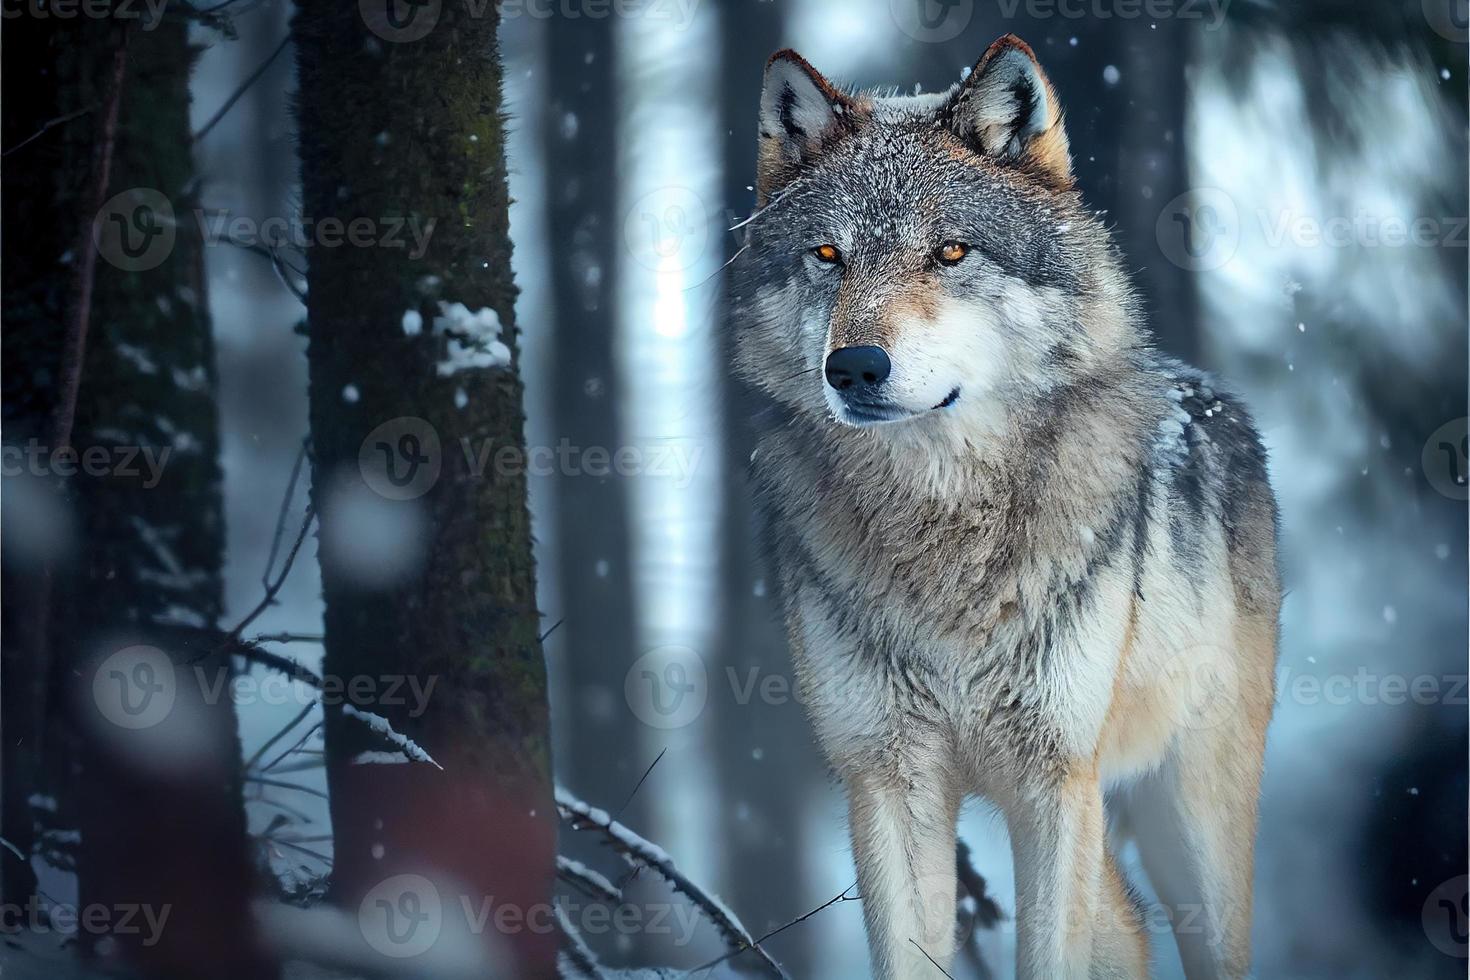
left=554, top=787, right=789, bottom=980
left=342, top=704, right=443, bottom=770
left=555, top=902, right=602, bottom=978
left=557, top=855, right=623, bottom=905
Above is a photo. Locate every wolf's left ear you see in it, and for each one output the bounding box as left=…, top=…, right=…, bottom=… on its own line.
left=944, top=35, right=1073, bottom=189
left=757, top=50, right=862, bottom=203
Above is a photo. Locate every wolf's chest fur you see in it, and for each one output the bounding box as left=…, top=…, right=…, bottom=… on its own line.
left=748, top=365, right=1267, bottom=796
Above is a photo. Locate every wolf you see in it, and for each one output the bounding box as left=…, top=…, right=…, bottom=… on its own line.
left=730, top=35, right=1280, bottom=980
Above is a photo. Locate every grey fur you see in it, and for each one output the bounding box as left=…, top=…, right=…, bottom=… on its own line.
left=731, top=38, right=1280, bottom=980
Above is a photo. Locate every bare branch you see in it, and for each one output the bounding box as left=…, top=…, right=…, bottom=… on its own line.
left=192, top=503, right=315, bottom=666
left=245, top=777, right=329, bottom=800
left=555, top=902, right=601, bottom=978
left=691, top=881, right=858, bottom=977
left=909, top=939, right=956, bottom=979
left=248, top=632, right=324, bottom=645
left=244, top=701, right=316, bottom=773
left=555, top=787, right=788, bottom=980
left=231, top=641, right=322, bottom=688
left=614, top=747, right=665, bottom=821
left=192, top=34, right=291, bottom=143
left=263, top=438, right=310, bottom=590
left=264, top=837, right=332, bottom=866
left=2, top=105, right=96, bottom=158
left=556, top=856, right=622, bottom=905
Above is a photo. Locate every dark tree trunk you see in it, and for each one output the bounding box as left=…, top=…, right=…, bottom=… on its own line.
left=0, top=2, right=76, bottom=908
left=3, top=9, right=273, bottom=978
left=712, top=2, right=819, bottom=974
left=544, top=15, right=643, bottom=820
left=292, top=4, right=556, bottom=976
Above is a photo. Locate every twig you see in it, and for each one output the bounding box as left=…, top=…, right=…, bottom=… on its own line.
left=556, top=856, right=622, bottom=905
left=244, top=701, right=315, bottom=773
left=2, top=105, right=96, bottom=158
left=263, top=438, right=310, bottom=590
left=691, top=881, right=858, bottom=977
left=909, top=939, right=955, bottom=979
left=555, top=902, right=601, bottom=978
left=265, top=837, right=333, bottom=865
left=232, top=641, right=323, bottom=688
left=215, top=229, right=308, bottom=302
left=555, top=787, right=788, bottom=979
left=614, top=747, right=665, bottom=821
left=192, top=34, right=291, bottom=143
left=53, top=26, right=129, bottom=450
left=267, top=245, right=308, bottom=302
left=192, top=504, right=315, bottom=665
left=262, top=753, right=324, bottom=776
left=537, top=618, right=563, bottom=644
left=260, top=723, right=322, bottom=775
left=248, top=632, right=324, bottom=645
left=245, top=776, right=330, bottom=800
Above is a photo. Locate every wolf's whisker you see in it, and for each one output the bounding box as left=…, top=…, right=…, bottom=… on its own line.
left=778, top=366, right=820, bottom=384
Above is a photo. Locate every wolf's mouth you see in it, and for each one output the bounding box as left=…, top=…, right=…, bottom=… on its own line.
left=838, top=387, right=962, bottom=427
left=932, top=387, right=961, bottom=410
left=840, top=402, right=908, bottom=425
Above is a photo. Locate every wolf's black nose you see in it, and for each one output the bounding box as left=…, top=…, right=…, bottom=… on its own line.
left=825, top=346, right=891, bottom=392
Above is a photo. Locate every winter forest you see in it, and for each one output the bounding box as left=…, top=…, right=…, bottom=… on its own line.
left=1, top=0, right=1466, bottom=977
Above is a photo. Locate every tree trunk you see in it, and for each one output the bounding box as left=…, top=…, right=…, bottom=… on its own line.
left=544, top=16, right=644, bottom=821
left=292, top=3, right=556, bottom=976
left=713, top=2, right=818, bottom=973
left=3, top=9, right=273, bottom=977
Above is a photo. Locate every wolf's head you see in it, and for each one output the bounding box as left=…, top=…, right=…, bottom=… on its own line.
left=733, top=35, right=1142, bottom=439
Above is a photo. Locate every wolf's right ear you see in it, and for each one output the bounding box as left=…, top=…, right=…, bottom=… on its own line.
left=757, top=50, right=861, bottom=204
left=944, top=35, right=1074, bottom=189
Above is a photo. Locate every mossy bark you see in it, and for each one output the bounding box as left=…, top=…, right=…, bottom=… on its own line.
left=292, top=3, right=556, bottom=975
left=2, top=9, right=271, bottom=977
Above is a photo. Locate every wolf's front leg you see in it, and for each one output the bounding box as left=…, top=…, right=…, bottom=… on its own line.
left=1007, top=766, right=1146, bottom=980
left=845, top=767, right=962, bottom=980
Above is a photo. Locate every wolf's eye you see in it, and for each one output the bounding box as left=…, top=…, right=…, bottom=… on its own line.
left=937, top=242, right=969, bottom=266
left=811, top=244, right=842, bottom=265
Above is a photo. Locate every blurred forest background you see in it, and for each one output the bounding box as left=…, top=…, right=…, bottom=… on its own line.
left=2, top=0, right=1467, bottom=977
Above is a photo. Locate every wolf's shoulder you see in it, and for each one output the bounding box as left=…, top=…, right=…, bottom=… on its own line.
left=1139, top=354, right=1279, bottom=595
left=1145, top=357, right=1268, bottom=470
